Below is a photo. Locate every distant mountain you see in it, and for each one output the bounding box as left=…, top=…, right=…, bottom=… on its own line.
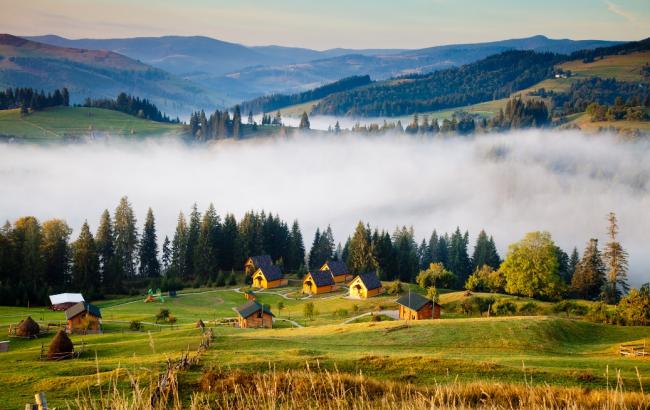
left=0, top=34, right=225, bottom=117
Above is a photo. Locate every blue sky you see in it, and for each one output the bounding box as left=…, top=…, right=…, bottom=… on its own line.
left=3, top=0, right=649, bottom=49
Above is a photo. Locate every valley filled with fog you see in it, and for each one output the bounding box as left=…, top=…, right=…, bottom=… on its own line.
left=0, top=130, right=648, bottom=284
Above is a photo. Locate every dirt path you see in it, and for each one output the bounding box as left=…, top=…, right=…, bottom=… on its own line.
left=343, top=309, right=399, bottom=324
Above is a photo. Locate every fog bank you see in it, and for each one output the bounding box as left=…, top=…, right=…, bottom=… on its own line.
left=0, top=131, right=648, bottom=285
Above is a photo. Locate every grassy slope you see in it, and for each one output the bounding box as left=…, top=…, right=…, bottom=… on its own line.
left=0, top=106, right=182, bottom=140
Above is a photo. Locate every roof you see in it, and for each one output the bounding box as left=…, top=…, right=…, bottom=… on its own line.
left=235, top=300, right=274, bottom=318
left=64, top=302, right=102, bottom=320
left=256, top=265, right=284, bottom=281
left=396, top=292, right=433, bottom=311
left=49, top=293, right=85, bottom=305
left=322, top=260, right=348, bottom=276
left=306, top=271, right=335, bottom=287
left=353, top=272, right=383, bottom=291
left=248, top=255, right=273, bottom=268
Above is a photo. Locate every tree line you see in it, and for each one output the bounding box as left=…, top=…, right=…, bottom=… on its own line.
left=0, top=87, right=69, bottom=112
left=81, top=92, right=179, bottom=123
left=188, top=105, right=247, bottom=140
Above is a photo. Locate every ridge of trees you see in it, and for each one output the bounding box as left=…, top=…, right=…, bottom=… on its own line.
left=81, top=92, right=178, bottom=123
left=0, top=87, right=69, bottom=112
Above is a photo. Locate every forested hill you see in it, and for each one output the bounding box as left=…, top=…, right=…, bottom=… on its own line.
left=312, top=51, right=565, bottom=117
left=568, top=37, right=650, bottom=62
left=237, top=75, right=372, bottom=114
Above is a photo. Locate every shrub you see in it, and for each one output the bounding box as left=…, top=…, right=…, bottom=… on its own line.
left=615, top=284, right=650, bottom=326
left=552, top=300, right=587, bottom=317
left=352, top=304, right=360, bottom=314
left=585, top=302, right=612, bottom=324
left=129, top=320, right=143, bottom=331
left=518, top=302, right=540, bottom=316
left=386, top=281, right=404, bottom=295
left=492, top=300, right=517, bottom=316
left=371, top=314, right=381, bottom=322
left=473, top=296, right=496, bottom=315
left=416, top=263, right=457, bottom=289
left=335, top=308, right=348, bottom=318
left=155, top=308, right=171, bottom=323
left=303, top=302, right=315, bottom=321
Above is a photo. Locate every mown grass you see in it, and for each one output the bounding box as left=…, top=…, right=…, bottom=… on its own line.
left=559, top=52, right=650, bottom=82
left=0, top=106, right=182, bottom=140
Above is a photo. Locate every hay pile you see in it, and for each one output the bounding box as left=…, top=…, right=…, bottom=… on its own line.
left=16, top=316, right=40, bottom=338
left=47, top=330, right=74, bottom=360
left=196, top=319, right=205, bottom=329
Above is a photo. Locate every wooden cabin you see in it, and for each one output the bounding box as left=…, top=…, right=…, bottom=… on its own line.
left=65, top=302, right=102, bottom=334
left=235, top=300, right=274, bottom=328
left=303, top=271, right=336, bottom=295
left=244, top=290, right=257, bottom=300
left=349, top=272, right=385, bottom=299
left=396, top=292, right=441, bottom=320
left=49, top=293, right=85, bottom=311
left=244, top=255, right=273, bottom=276
left=320, top=260, right=353, bottom=283
left=252, top=265, right=288, bottom=289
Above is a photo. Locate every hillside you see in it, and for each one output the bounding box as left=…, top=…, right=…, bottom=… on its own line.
left=0, top=106, right=182, bottom=140
left=0, top=34, right=225, bottom=117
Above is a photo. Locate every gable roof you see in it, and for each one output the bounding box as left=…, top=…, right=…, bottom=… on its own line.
left=235, top=300, right=274, bottom=318
left=256, top=265, right=284, bottom=281
left=396, top=292, right=433, bottom=311
left=354, top=272, right=382, bottom=291
left=248, top=255, right=273, bottom=268
left=49, top=293, right=85, bottom=305
left=322, top=260, right=348, bottom=276
left=64, top=302, right=102, bottom=320
left=306, top=271, right=335, bottom=287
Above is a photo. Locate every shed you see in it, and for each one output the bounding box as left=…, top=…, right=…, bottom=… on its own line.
left=320, top=260, right=353, bottom=283
left=49, top=293, right=85, bottom=311
left=303, top=271, right=336, bottom=295
left=65, top=302, right=102, bottom=334
left=244, top=290, right=257, bottom=300
left=396, top=292, right=441, bottom=320
left=252, top=265, right=288, bottom=289
left=244, top=255, right=273, bottom=275
left=235, top=300, right=274, bottom=328
left=349, top=272, right=385, bottom=299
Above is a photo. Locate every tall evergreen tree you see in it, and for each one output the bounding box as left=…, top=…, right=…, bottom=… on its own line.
left=96, top=209, right=119, bottom=291
left=287, top=220, right=306, bottom=271
left=41, top=219, right=72, bottom=290
left=568, top=247, right=580, bottom=282
left=114, top=196, right=138, bottom=278
left=433, top=233, right=450, bottom=269
left=195, top=203, right=220, bottom=280
left=417, top=239, right=431, bottom=270
left=161, top=236, right=171, bottom=272
left=71, top=221, right=99, bottom=294
left=220, top=213, right=238, bottom=270
left=232, top=105, right=242, bottom=139
left=170, top=212, right=188, bottom=279
left=472, top=230, right=500, bottom=270
left=601, top=212, right=629, bottom=303
left=372, top=230, right=395, bottom=280
left=347, top=222, right=377, bottom=274
left=448, top=228, right=472, bottom=286
left=571, top=239, right=605, bottom=300
left=138, top=208, right=160, bottom=278
left=185, top=204, right=201, bottom=278
left=392, top=226, right=418, bottom=282
left=13, top=216, right=45, bottom=303
left=299, top=111, right=310, bottom=129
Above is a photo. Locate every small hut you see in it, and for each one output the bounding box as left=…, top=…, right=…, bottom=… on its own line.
left=349, top=272, right=385, bottom=299
left=396, top=292, right=441, bottom=320
left=320, top=260, right=353, bottom=283
left=235, top=300, right=274, bottom=328
left=244, top=290, right=257, bottom=300
left=65, top=302, right=102, bottom=334
left=252, top=265, right=288, bottom=289
left=48, top=329, right=74, bottom=360
left=15, top=316, right=40, bottom=338
left=244, top=255, right=273, bottom=276
left=303, top=271, right=336, bottom=295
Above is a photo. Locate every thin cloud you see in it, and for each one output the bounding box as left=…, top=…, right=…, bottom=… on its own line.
left=606, top=1, right=636, bottom=22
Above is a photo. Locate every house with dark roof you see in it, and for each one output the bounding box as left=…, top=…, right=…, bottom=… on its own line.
left=349, top=272, right=385, bottom=299
left=252, top=265, right=288, bottom=289
left=235, top=300, right=274, bottom=328
left=243, top=289, right=257, bottom=301
left=303, top=271, right=336, bottom=295
left=320, top=260, right=352, bottom=283
left=396, top=292, right=440, bottom=320
left=244, top=255, right=273, bottom=275
left=64, top=302, right=102, bottom=334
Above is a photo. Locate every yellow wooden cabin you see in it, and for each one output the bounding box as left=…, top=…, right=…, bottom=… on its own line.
left=349, top=272, right=385, bottom=299
left=303, top=271, right=336, bottom=295
left=396, top=292, right=441, bottom=320
left=320, top=260, right=353, bottom=283
left=65, top=302, right=102, bottom=334
left=244, top=255, right=273, bottom=276
left=235, top=300, right=274, bottom=328
left=252, top=265, right=288, bottom=289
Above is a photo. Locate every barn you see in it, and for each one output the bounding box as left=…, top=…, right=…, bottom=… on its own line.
left=65, top=302, right=102, bottom=334
left=303, top=271, right=336, bottom=294
left=252, top=265, right=288, bottom=289
left=396, top=292, right=441, bottom=320
left=244, top=255, right=273, bottom=276
left=235, top=300, right=274, bottom=328
left=320, top=260, right=353, bottom=283
left=49, top=293, right=85, bottom=311
left=349, top=272, right=385, bottom=299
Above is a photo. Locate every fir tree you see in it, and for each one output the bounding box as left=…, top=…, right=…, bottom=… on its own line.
left=601, top=212, right=629, bottom=303
left=114, top=196, right=138, bottom=278
left=568, top=247, right=579, bottom=282
left=96, top=209, right=119, bottom=291
left=287, top=220, right=305, bottom=271
left=220, top=213, right=238, bottom=270
left=161, top=236, right=171, bottom=272
left=139, top=208, right=160, bottom=277
left=299, top=111, right=310, bottom=129
left=571, top=239, right=605, bottom=300
left=472, top=230, right=500, bottom=270
left=185, top=204, right=201, bottom=278
left=347, top=222, right=377, bottom=274
left=170, top=212, right=188, bottom=279
left=71, top=221, right=99, bottom=294
left=448, top=228, right=471, bottom=286
left=195, top=203, right=220, bottom=280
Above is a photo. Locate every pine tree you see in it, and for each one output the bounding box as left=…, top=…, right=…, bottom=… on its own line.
left=162, top=236, right=171, bottom=272
left=448, top=228, right=471, bottom=286
left=96, top=209, right=119, bottom=291
left=139, top=208, right=160, bottom=277
left=287, top=220, right=305, bottom=271
left=299, top=111, right=310, bottom=129
left=568, top=247, right=579, bottom=282
left=571, top=239, right=605, bottom=300
left=233, top=105, right=242, bottom=139
left=41, top=219, right=72, bottom=290
left=334, top=121, right=341, bottom=133
left=392, top=226, right=418, bottom=282
left=472, top=230, right=500, bottom=270
left=114, top=196, right=138, bottom=278
left=71, top=221, right=99, bottom=294
left=185, top=204, right=201, bottom=278
left=170, top=212, right=188, bottom=279
left=347, top=222, right=377, bottom=274
left=195, top=203, right=220, bottom=280
left=308, top=228, right=321, bottom=269
left=220, top=213, right=238, bottom=270
left=601, top=212, right=629, bottom=303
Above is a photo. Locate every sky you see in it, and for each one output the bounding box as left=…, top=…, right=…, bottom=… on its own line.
left=2, top=0, right=649, bottom=49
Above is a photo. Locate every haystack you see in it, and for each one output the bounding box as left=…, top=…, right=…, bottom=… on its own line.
left=47, top=330, right=74, bottom=360
left=196, top=319, right=205, bottom=329
left=16, top=316, right=40, bottom=338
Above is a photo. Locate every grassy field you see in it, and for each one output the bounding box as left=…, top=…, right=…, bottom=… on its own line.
left=1, top=285, right=649, bottom=408
left=559, top=51, right=650, bottom=82
left=0, top=106, right=183, bottom=140
left=567, top=112, right=650, bottom=134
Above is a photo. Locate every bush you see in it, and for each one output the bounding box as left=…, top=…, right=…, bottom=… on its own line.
left=492, top=300, right=517, bottom=316
left=585, top=302, right=612, bottom=324
left=386, top=281, right=404, bottom=295
left=416, top=263, right=457, bottom=289
left=129, top=320, right=143, bottom=331
left=473, top=296, right=496, bottom=315
left=518, top=302, right=540, bottom=316
left=155, top=308, right=171, bottom=323
left=335, top=308, right=348, bottom=318
left=552, top=300, right=587, bottom=317
left=371, top=314, right=381, bottom=322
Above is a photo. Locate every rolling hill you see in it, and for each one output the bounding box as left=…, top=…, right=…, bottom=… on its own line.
left=0, top=34, right=225, bottom=117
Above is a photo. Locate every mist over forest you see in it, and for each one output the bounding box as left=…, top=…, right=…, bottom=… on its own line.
left=0, top=130, right=648, bottom=284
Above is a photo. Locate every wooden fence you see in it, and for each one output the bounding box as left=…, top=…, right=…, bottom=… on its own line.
left=620, top=340, right=648, bottom=357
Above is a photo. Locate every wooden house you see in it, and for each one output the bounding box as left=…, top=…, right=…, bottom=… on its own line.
left=244, top=255, right=273, bottom=276
left=252, top=265, right=288, bottom=289
left=396, top=292, right=441, bottom=320
left=349, top=272, right=385, bottom=299
left=320, top=260, right=353, bottom=283
left=49, top=293, right=85, bottom=311
left=243, top=290, right=257, bottom=300
left=235, top=300, right=274, bottom=328
left=303, top=271, right=336, bottom=295
left=65, top=302, right=102, bottom=334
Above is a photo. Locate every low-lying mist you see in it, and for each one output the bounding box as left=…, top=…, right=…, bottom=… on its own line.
left=1, top=131, right=648, bottom=285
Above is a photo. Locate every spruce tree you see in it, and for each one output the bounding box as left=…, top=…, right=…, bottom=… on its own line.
left=299, top=111, right=310, bottom=129
left=170, top=212, right=188, bottom=279
left=220, top=213, right=238, bottom=270
left=195, top=203, right=220, bottom=281
left=96, top=209, right=119, bottom=291
left=347, top=222, right=377, bottom=274
left=139, top=208, right=160, bottom=278
left=162, top=236, right=171, bottom=272
left=287, top=220, right=305, bottom=271
left=185, top=204, right=201, bottom=278
left=71, top=221, right=100, bottom=294
left=472, top=230, right=500, bottom=270
left=392, top=226, right=418, bottom=282
left=114, top=196, right=138, bottom=278
left=448, top=228, right=471, bottom=285
left=571, top=239, right=605, bottom=300
left=41, top=219, right=72, bottom=290
left=601, top=212, right=629, bottom=303
left=568, top=247, right=579, bottom=282
left=308, top=228, right=321, bottom=269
